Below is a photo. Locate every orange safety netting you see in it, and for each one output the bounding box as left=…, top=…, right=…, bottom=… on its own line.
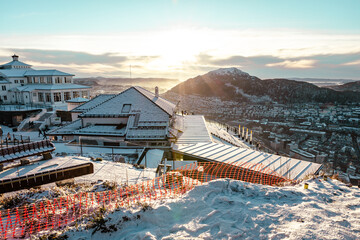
left=0, top=161, right=290, bottom=239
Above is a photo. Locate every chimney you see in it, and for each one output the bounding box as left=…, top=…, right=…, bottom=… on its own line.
left=12, top=54, right=19, bottom=61
left=155, top=86, right=159, bottom=97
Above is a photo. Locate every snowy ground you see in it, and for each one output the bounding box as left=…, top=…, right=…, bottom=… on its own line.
left=61, top=178, right=360, bottom=240
left=0, top=156, right=155, bottom=185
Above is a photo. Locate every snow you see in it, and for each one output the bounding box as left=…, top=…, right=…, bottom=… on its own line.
left=208, top=67, right=250, bottom=77
left=14, top=84, right=90, bottom=91
left=71, top=94, right=116, bottom=112
left=134, top=86, right=176, bottom=116
left=173, top=142, right=322, bottom=181
left=81, top=88, right=169, bottom=123
left=206, top=121, right=250, bottom=148
left=0, top=156, right=156, bottom=195
left=73, top=157, right=156, bottom=185
left=176, top=115, right=213, bottom=144
left=62, top=178, right=360, bottom=240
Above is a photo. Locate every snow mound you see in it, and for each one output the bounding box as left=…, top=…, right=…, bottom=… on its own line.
left=66, top=178, right=360, bottom=239
left=208, top=67, right=250, bottom=77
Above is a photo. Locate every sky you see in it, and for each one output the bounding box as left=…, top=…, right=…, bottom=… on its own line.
left=1, top=0, right=360, bottom=81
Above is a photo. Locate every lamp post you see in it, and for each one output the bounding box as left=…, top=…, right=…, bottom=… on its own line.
left=80, top=136, right=83, bottom=156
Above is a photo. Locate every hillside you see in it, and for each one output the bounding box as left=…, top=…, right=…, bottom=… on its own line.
left=62, top=178, right=360, bottom=239
left=167, top=68, right=360, bottom=104
left=289, top=78, right=357, bottom=87
left=325, top=80, right=360, bottom=92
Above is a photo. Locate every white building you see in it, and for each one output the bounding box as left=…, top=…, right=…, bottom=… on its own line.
left=0, top=55, right=91, bottom=105
left=49, top=86, right=177, bottom=146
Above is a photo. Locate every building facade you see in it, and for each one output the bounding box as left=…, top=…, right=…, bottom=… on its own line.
left=0, top=55, right=91, bottom=105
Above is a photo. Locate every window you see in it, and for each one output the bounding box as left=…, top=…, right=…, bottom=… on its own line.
left=33, top=93, right=37, bottom=97
left=40, top=77, right=45, bottom=83
left=14, top=80, right=19, bottom=83
left=54, top=92, right=61, bottom=102
left=65, top=77, right=72, bottom=83
left=1, top=86, right=6, bottom=91
left=45, top=93, right=51, bottom=102
left=20, top=80, right=24, bottom=84
left=121, top=104, right=131, bottom=113
left=64, top=92, right=71, bottom=101
left=3, top=96, right=7, bottom=100
left=55, top=77, right=62, bottom=84
left=27, top=77, right=32, bottom=84
left=73, top=92, right=79, bottom=98
left=82, top=91, right=88, bottom=98
left=34, top=77, right=39, bottom=83
left=38, top=93, right=44, bottom=102
left=47, top=77, right=52, bottom=84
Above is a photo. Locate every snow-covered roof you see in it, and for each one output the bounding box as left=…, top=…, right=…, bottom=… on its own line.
left=0, top=69, right=74, bottom=78
left=66, top=97, right=89, bottom=103
left=0, top=69, right=30, bottom=77
left=12, top=84, right=91, bottom=92
left=0, top=80, right=10, bottom=84
left=71, top=94, right=116, bottom=113
left=75, top=125, right=126, bottom=136
left=176, top=115, right=213, bottom=144
left=1, top=60, right=31, bottom=68
left=47, top=119, right=82, bottom=135
left=81, top=87, right=171, bottom=121
left=24, top=70, right=74, bottom=76
left=134, top=86, right=176, bottom=116
left=173, top=142, right=323, bottom=181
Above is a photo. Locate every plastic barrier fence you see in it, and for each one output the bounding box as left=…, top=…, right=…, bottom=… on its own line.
left=0, top=161, right=290, bottom=239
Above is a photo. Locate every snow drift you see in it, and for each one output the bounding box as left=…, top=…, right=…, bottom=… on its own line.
left=64, top=178, right=360, bottom=240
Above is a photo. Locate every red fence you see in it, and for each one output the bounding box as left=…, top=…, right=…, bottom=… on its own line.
left=0, top=161, right=290, bottom=239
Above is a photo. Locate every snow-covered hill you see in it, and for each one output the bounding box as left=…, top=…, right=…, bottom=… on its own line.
left=62, top=178, right=360, bottom=239
left=167, top=68, right=360, bottom=103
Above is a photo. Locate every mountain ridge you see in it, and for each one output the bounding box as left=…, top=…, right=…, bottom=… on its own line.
left=167, top=68, right=360, bottom=104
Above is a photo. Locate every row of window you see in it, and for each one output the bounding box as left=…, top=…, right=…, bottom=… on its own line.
left=27, top=76, right=72, bottom=84
left=12, top=66, right=30, bottom=69
left=14, top=80, right=25, bottom=84
left=36, top=91, right=88, bottom=102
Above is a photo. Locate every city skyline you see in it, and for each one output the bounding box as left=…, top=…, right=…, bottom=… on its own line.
left=1, top=0, right=360, bottom=81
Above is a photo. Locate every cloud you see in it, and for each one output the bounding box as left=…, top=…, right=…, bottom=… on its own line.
left=0, top=48, right=160, bottom=78
left=266, top=59, right=317, bottom=69
left=5, top=49, right=128, bottom=65
left=191, top=52, right=360, bottom=79
left=1, top=47, right=360, bottom=80
left=342, top=59, right=360, bottom=66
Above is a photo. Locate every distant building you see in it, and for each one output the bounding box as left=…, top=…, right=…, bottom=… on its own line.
left=289, top=128, right=326, bottom=141
left=0, top=55, right=91, bottom=105
left=290, top=148, right=316, bottom=162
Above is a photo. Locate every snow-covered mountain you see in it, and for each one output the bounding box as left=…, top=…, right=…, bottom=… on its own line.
left=167, top=68, right=360, bottom=103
